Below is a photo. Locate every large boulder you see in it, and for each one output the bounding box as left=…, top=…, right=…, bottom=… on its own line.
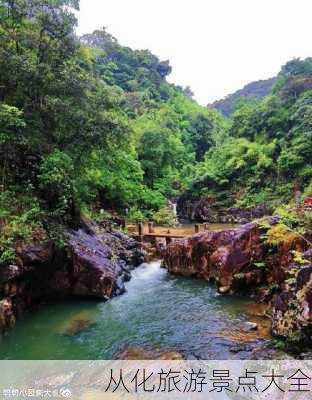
left=67, top=228, right=141, bottom=299
left=0, top=222, right=144, bottom=333
left=163, top=221, right=274, bottom=293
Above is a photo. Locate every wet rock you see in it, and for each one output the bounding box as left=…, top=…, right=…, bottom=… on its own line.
left=0, top=299, right=15, bottom=333
left=250, top=345, right=290, bottom=360
left=230, top=344, right=253, bottom=354
left=213, top=317, right=271, bottom=344
left=19, top=242, right=55, bottom=267
left=0, top=220, right=144, bottom=334
left=244, top=322, right=258, bottom=331
left=163, top=220, right=274, bottom=292
left=158, top=352, right=184, bottom=360
left=246, top=303, right=270, bottom=318
left=272, top=264, right=312, bottom=343
left=68, top=230, right=124, bottom=299
left=212, top=329, right=260, bottom=343
left=302, top=249, right=312, bottom=262
left=0, top=264, right=33, bottom=283
left=218, top=286, right=230, bottom=294
left=67, top=226, right=143, bottom=299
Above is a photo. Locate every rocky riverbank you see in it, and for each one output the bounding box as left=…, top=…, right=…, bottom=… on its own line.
left=0, top=219, right=144, bottom=334
left=163, top=217, right=312, bottom=347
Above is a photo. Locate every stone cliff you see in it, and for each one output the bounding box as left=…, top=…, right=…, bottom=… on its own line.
left=0, top=220, right=144, bottom=334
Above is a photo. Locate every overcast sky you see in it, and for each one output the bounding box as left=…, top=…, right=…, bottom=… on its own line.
left=77, top=0, right=312, bottom=105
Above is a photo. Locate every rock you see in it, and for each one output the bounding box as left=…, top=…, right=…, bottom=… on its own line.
left=219, top=286, right=230, bottom=294
left=245, top=303, right=270, bottom=318
left=163, top=221, right=272, bottom=291
left=0, top=264, right=33, bottom=283
left=69, top=239, right=118, bottom=299
left=272, top=264, right=312, bottom=343
left=0, top=299, right=15, bottom=333
left=244, top=322, right=258, bottom=331
left=0, top=220, right=144, bottom=334
left=303, top=249, right=312, bottom=262
left=163, top=216, right=305, bottom=296
left=230, top=344, right=252, bottom=354
left=177, top=195, right=271, bottom=223
left=158, top=352, right=184, bottom=360
left=67, top=228, right=142, bottom=299
left=19, top=242, right=55, bottom=267
left=212, top=329, right=260, bottom=343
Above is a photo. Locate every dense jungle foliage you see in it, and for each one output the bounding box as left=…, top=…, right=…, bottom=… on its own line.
left=191, top=58, right=312, bottom=209
left=0, top=0, right=311, bottom=263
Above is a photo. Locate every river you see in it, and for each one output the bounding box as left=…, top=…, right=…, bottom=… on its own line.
left=0, top=261, right=274, bottom=360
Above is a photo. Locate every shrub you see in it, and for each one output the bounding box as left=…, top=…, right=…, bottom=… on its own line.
left=38, top=150, right=75, bottom=221
left=266, top=224, right=298, bottom=247
left=0, top=193, right=45, bottom=264
left=275, top=205, right=299, bottom=228
left=152, top=207, right=178, bottom=227
left=127, top=208, right=146, bottom=223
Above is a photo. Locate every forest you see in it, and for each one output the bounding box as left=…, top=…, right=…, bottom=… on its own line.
left=1, top=0, right=312, bottom=265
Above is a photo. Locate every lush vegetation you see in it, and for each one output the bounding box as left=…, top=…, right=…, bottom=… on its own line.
left=0, top=0, right=225, bottom=260
left=190, top=58, right=312, bottom=211
left=0, top=0, right=311, bottom=263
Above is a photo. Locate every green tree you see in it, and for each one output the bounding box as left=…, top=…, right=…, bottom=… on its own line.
left=0, top=104, right=26, bottom=191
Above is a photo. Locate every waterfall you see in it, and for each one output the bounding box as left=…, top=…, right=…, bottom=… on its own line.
left=168, top=200, right=178, bottom=217
left=172, top=202, right=177, bottom=217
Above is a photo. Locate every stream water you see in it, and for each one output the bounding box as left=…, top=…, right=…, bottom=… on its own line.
left=0, top=261, right=273, bottom=360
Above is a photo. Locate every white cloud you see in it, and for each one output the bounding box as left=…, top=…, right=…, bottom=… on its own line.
left=77, top=0, right=312, bottom=105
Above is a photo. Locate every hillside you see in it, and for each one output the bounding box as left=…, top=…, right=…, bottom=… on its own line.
left=0, top=1, right=225, bottom=263
left=208, top=77, right=277, bottom=116
left=0, top=0, right=311, bottom=268
left=184, top=59, right=312, bottom=215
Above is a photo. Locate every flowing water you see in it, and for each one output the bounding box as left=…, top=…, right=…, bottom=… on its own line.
left=0, top=261, right=271, bottom=360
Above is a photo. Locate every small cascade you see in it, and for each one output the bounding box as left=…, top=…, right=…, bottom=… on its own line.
left=168, top=200, right=178, bottom=217
left=172, top=203, right=177, bottom=217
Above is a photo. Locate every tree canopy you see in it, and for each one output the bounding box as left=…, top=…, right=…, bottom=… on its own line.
left=0, top=0, right=311, bottom=263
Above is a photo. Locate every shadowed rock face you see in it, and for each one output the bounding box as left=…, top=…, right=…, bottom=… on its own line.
left=177, top=196, right=271, bottom=224
left=0, top=222, right=144, bottom=333
left=68, top=230, right=126, bottom=299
